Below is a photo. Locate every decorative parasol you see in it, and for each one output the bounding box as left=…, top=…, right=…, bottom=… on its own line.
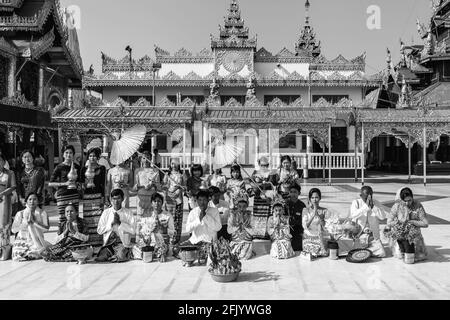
left=213, top=140, right=244, bottom=169
left=110, top=125, right=147, bottom=165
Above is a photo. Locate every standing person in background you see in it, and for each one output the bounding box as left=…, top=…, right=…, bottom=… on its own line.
left=186, top=164, right=206, bottom=210
left=80, top=147, right=107, bottom=248
left=49, top=145, right=80, bottom=234
left=163, top=158, right=185, bottom=247
left=226, top=164, right=247, bottom=210
left=0, top=154, right=16, bottom=260
left=272, top=156, right=301, bottom=200
left=133, top=152, right=161, bottom=217
left=153, top=149, right=161, bottom=168
left=16, top=150, right=45, bottom=210
left=207, top=167, right=227, bottom=197
left=107, top=161, right=133, bottom=208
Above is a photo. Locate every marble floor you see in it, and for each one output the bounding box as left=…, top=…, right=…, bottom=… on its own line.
left=1, top=179, right=450, bottom=300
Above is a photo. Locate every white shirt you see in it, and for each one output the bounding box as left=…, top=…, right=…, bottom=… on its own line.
left=186, top=206, right=222, bottom=244
left=350, top=198, right=387, bottom=240
left=97, top=207, right=136, bottom=247
left=209, top=200, right=230, bottom=225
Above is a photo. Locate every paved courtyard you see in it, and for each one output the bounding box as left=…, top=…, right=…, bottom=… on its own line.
left=1, top=176, right=450, bottom=300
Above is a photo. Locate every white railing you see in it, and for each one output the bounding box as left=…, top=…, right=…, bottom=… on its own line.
left=158, top=152, right=363, bottom=171
left=160, top=153, right=204, bottom=170
left=258, top=153, right=363, bottom=170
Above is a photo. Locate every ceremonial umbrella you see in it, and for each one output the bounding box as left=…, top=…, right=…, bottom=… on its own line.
left=212, top=140, right=244, bottom=169
left=110, top=125, right=147, bottom=165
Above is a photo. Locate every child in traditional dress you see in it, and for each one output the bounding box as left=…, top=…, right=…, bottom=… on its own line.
left=226, top=165, right=247, bottom=209
left=227, top=196, right=254, bottom=260
left=267, top=199, right=295, bottom=259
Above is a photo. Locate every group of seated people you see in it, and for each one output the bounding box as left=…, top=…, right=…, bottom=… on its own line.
left=7, top=180, right=429, bottom=266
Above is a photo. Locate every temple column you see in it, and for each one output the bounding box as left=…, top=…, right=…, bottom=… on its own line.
left=348, top=126, right=356, bottom=152
left=202, top=123, right=209, bottom=173
left=304, top=135, right=313, bottom=179
left=151, top=136, right=157, bottom=164
left=38, top=65, right=44, bottom=107
left=254, top=130, right=259, bottom=168
left=8, top=56, right=17, bottom=97
left=102, top=134, right=109, bottom=154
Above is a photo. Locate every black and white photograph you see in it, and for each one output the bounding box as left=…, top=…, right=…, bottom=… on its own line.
left=0, top=0, right=449, bottom=304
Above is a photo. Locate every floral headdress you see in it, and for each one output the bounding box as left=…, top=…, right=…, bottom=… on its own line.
left=271, top=194, right=286, bottom=215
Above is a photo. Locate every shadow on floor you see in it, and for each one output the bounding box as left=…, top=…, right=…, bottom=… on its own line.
left=236, top=271, right=280, bottom=283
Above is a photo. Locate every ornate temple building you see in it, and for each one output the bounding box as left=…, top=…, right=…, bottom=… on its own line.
left=365, top=0, right=450, bottom=178
left=54, top=0, right=382, bottom=179
left=0, top=0, right=83, bottom=172
left=52, top=0, right=450, bottom=181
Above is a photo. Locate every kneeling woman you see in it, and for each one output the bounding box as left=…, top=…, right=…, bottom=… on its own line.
left=301, top=188, right=329, bottom=258
left=12, top=193, right=50, bottom=261
left=42, top=204, right=89, bottom=262
left=134, top=193, right=174, bottom=262
left=386, top=187, right=428, bottom=263
left=267, top=200, right=295, bottom=259
left=227, top=197, right=254, bottom=260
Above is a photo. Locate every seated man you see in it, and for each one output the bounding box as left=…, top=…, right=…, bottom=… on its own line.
left=96, top=189, right=136, bottom=262
left=349, top=186, right=387, bottom=257
left=208, top=186, right=231, bottom=241
left=180, top=190, right=222, bottom=265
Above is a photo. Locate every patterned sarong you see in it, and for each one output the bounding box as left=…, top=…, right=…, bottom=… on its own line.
left=81, top=193, right=103, bottom=247
left=230, top=241, right=254, bottom=260
left=42, top=236, right=83, bottom=262
left=270, top=240, right=295, bottom=259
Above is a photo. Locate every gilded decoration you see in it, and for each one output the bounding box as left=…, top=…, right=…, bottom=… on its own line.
left=132, top=97, right=151, bottom=107
left=267, top=98, right=287, bottom=108
left=224, top=97, right=242, bottom=107
left=30, top=27, right=55, bottom=60
left=312, top=97, right=332, bottom=108
left=215, top=49, right=252, bottom=73
left=157, top=97, right=176, bottom=107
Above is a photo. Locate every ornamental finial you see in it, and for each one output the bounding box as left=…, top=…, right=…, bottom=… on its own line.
left=305, top=0, right=311, bottom=26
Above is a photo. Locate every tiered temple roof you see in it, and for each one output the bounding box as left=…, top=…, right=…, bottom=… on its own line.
left=371, top=0, right=450, bottom=109
left=210, top=0, right=257, bottom=49
left=0, top=0, right=83, bottom=80
left=84, top=0, right=378, bottom=90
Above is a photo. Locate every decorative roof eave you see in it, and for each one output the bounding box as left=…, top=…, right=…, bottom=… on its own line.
left=83, top=76, right=382, bottom=88
left=53, top=106, right=193, bottom=124
left=153, top=46, right=213, bottom=64
left=210, top=35, right=257, bottom=49
left=0, top=0, right=84, bottom=79
left=359, top=109, right=450, bottom=123
left=0, top=0, right=53, bottom=31
left=30, top=27, right=55, bottom=60
left=82, top=78, right=381, bottom=89
left=156, top=56, right=214, bottom=64
left=0, top=36, right=18, bottom=57
left=0, top=0, right=24, bottom=12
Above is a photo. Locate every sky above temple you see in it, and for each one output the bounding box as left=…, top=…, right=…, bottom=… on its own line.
left=61, top=0, right=431, bottom=75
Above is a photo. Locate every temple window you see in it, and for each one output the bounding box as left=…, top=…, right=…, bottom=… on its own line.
left=312, top=95, right=349, bottom=104
left=264, top=95, right=301, bottom=105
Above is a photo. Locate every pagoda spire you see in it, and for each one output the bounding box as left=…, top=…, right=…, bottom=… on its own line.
left=295, top=0, right=321, bottom=57
left=211, top=0, right=256, bottom=49
left=220, top=0, right=248, bottom=40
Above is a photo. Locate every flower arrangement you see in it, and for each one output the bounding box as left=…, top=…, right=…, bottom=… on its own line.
left=208, top=238, right=242, bottom=276
left=384, top=219, right=421, bottom=244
